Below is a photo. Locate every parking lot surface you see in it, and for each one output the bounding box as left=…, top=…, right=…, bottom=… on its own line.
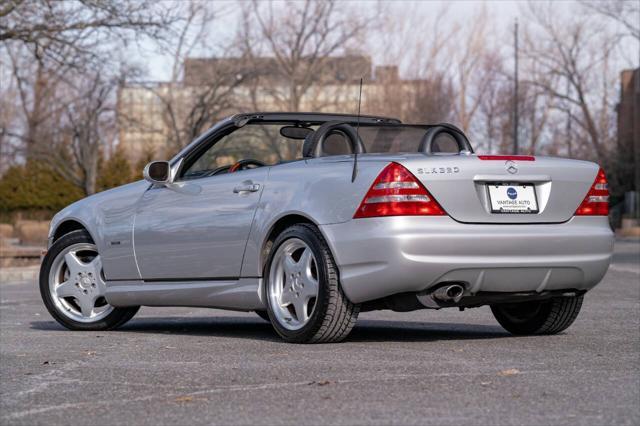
left=1, top=239, right=638, bottom=425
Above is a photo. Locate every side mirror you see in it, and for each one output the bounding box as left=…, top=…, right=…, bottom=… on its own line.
left=143, top=161, right=172, bottom=185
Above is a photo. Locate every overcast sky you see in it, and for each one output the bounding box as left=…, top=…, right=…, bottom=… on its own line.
left=132, top=0, right=637, bottom=82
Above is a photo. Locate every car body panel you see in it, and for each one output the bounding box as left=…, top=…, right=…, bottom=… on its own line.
left=400, top=155, right=599, bottom=224
left=49, top=180, right=148, bottom=281
left=320, top=215, right=613, bottom=303
left=240, top=157, right=387, bottom=277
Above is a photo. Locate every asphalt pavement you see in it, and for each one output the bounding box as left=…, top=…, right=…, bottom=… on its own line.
left=1, top=239, right=638, bottom=426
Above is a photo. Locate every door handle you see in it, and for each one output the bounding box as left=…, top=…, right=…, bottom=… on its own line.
left=233, top=182, right=260, bottom=193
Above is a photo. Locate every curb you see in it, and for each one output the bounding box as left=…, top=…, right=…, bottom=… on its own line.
left=0, top=266, right=40, bottom=283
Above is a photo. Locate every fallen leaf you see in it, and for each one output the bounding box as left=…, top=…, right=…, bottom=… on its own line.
left=85, top=351, right=96, bottom=356
left=174, top=396, right=194, bottom=403
left=42, top=361, right=49, bottom=365
left=307, top=380, right=331, bottom=386
left=498, top=368, right=520, bottom=377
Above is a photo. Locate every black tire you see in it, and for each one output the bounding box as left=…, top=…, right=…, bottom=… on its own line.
left=264, top=223, right=359, bottom=343
left=40, top=229, right=140, bottom=331
left=491, top=295, right=584, bottom=335
left=255, top=310, right=270, bottom=322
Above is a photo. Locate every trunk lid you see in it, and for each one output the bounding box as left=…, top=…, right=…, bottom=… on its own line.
left=398, top=154, right=599, bottom=224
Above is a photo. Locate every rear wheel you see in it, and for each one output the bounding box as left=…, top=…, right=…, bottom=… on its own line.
left=491, top=295, right=584, bottom=335
left=40, top=230, right=139, bottom=331
left=264, top=224, right=359, bottom=343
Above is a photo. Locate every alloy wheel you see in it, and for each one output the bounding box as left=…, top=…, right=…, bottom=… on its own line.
left=267, top=238, right=320, bottom=330
left=48, top=242, right=114, bottom=323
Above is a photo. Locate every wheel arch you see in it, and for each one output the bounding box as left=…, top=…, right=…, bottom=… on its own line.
left=51, top=219, right=94, bottom=244
left=259, top=213, right=325, bottom=275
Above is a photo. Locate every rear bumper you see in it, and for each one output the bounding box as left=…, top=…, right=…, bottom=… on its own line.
left=320, top=216, right=614, bottom=304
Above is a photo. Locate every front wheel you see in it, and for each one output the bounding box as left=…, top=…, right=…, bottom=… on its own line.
left=264, top=224, right=359, bottom=343
left=491, top=295, right=584, bottom=335
left=40, top=230, right=139, bottom=331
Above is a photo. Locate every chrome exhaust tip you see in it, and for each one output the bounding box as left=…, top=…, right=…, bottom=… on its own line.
left=431, top=284, right=465, bottom=303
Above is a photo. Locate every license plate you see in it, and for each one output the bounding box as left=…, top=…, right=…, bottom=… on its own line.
left=487, top=183, right=539, bottom=214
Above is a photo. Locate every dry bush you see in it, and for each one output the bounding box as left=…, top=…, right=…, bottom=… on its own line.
left=0, top=224, right=14, bottom=239
left=14, top=220, right=49, bottom=245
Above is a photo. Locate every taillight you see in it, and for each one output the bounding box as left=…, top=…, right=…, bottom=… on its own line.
left=353, top=162, right=446, bottom=218
left=574, top=168, right=609, bottom=216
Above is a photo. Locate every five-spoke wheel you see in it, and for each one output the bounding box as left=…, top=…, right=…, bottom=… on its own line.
left=49, top=242, right=113, bottom=322
left=40, top=230, right=139, bottom=330
left=264, top=224, right=359, bottom=343
left=268, top=238, right=320, bottom=330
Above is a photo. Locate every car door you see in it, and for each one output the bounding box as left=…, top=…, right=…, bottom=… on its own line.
left=133, top=167, right=268, bottom=280
left=132, top=125, right=276, bottom=281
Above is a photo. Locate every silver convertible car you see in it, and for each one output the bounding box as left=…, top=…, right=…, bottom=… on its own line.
left=40, top=112, right=614, bottom=343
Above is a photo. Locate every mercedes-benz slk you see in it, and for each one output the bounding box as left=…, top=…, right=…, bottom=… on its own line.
left=40, top=112, right=614, bottom=343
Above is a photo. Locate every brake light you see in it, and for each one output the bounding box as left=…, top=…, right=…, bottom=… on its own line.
left=478, top=155, right=535, bottom=161
left=574, top=168, right=609, bottom=216
left=353, top=162, right=446, bottom=218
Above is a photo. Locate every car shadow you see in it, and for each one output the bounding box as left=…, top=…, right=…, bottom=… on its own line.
left=30, top=316, right=509, bottom=343
left=349, top=319, right=507, bottom=342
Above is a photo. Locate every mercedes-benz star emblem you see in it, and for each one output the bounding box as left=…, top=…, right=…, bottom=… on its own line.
left=505, top=160, right=518, bottom=174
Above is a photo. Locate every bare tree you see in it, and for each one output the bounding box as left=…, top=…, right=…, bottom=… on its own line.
left=521, top=2, right=620, bottom=161
left=581, top=0, right=640, bottom=42
left=129, top=1, right=250, bottom=154
left=238, top=0, right=370, bottom=111
left=361, top=3, right=456, bottom=124
left=402, top=75, right=454, bottom=124
left=1, top=0, right=177, bottom=175
left=0, top=0, right=176, bottom=68
left=477, top=55, right=509, bottom=154
left=3, top=43, right=77, bottom=159
left=450, top=6, right=498, bottom=134
left=49, top=73, right=119, bottom=195
left=0, top=45, right=24, bottom=172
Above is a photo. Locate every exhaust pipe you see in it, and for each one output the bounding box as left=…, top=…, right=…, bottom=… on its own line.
left=431, top=284, right=465, bottom=303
